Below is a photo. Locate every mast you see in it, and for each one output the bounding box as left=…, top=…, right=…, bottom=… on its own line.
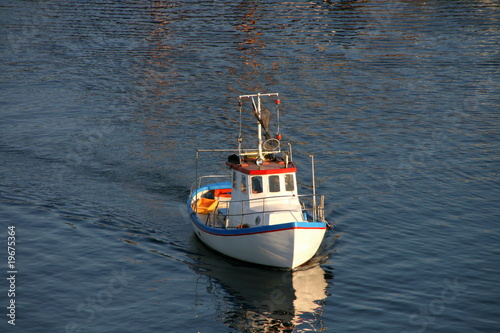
left=257, top=93, right=263, bottom=160
left=238, top=92, right=279, bottom=161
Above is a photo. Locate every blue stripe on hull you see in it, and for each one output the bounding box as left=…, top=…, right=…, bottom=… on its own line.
left=191, top=215, right=326, bottom=237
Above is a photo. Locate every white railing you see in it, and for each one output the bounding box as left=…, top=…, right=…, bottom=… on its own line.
left=194, top=175, right=230, bottom=190
left=193, top=193, right=327, bottom=227
left=298, top=194, right=326, bottom=223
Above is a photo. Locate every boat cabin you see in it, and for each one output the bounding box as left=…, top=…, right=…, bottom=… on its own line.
left=225, top=154, right=304, bottom=227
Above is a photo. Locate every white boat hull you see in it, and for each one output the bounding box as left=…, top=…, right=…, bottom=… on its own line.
left=189, top=210, right=327, bottom=268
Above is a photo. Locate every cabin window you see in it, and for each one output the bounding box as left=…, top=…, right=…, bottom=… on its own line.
left=285, top=174, right=295, bottom=191
left=269, top=175, right=280, bottom=192
left=232, top=171, right=237, bottom=189
left=241, top=175, right=247, bottom=193
left=251, top=176, right=263, bottom=194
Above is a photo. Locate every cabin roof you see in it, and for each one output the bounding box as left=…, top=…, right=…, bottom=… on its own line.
left=226, top=160, right=297, bottom=175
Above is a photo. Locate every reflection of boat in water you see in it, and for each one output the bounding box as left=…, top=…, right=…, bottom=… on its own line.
left=189, top=238, right=332, bottom=332
left=187, top=93, right=331, bottom=268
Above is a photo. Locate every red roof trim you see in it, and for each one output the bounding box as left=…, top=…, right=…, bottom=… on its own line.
left=226, top=161, right=297, bottom=175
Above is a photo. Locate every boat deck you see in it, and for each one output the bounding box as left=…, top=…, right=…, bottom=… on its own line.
left=193, top=194, right=231, bottom=228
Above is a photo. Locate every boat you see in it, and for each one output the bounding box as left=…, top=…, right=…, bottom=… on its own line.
left=187, top=93, right=330, bottom=269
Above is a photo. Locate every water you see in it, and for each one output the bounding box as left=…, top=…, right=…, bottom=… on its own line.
left=1, top=1, right=499, bottom=332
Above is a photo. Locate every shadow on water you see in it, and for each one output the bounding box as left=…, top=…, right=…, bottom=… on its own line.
left=186, top=234, right=335, bottom=332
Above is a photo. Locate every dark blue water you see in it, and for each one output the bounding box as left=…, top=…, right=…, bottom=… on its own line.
left=1, top=1, right=499, bottom=332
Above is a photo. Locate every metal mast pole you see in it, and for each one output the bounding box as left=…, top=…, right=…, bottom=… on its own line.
left=257, top=93, right=263, bottom=160
left=310, top=154, right=317, bottom=222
